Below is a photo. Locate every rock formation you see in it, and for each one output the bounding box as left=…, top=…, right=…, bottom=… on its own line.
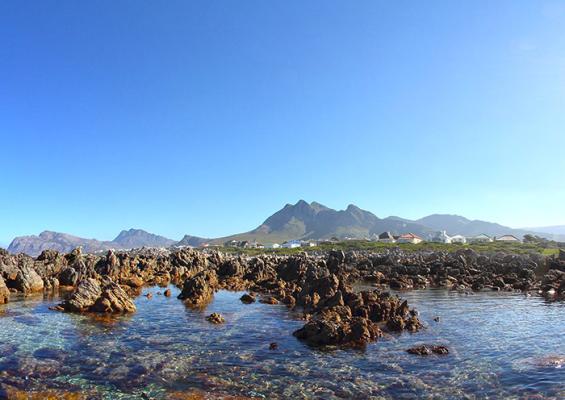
left=1, top=244, right=563, bottom=347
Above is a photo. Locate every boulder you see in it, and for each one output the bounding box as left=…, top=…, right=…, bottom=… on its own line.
left=58, top=267, right=79, bottom=286
left=90, top=281, right=136, bottom=313
left=63, top=278, right=102, bottom=312
left=177, top=270, right=218, bottom=307
left=61, top=278, right=136, bottom=313
left=13, top=266, right=44, bottom=294
left=240, top=293, right=255, bottom=304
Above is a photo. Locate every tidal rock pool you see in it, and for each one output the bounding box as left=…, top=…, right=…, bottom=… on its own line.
left=0, top=287, right=563, bottom=399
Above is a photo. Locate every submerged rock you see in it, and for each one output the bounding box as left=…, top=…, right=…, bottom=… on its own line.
left=407, top=345, right=449, bottom=356
left=260, top=296, right=279, bottom=305
left=240, top=293, right=255, bottom=304
left=206, top=313, right=225, bottom=324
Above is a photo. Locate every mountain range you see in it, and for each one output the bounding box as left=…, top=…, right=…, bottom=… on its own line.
left=6, top=200, right=564, bottom=256
left=6, top=229, right=175, bottom=257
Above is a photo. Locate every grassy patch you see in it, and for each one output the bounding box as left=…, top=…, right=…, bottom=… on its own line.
left=214, top=240, right=561, bottom=256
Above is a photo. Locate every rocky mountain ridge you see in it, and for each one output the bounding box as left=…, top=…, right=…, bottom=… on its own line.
left=6, top=200, right=564, bottom=255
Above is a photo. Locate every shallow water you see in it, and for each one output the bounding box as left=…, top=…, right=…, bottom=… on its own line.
left=0, top=287, right=564, bottom=399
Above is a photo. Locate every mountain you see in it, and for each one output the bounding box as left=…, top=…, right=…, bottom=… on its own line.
left=7, top=231, right=114, bottom=256
left=415, top=214, right=563, bottom=240
left=8, top=229, right=176, bottom=256
left=523, top=225, right=565, bottom=236
left=112, top=229, right=176, bottom=249
left=416, top=214, right=517, bottom=237
left=210, top=201, right=564, bottom=244
left=175, top=235, right=209, bottom=247
left=7, top=201, right=564, bottom=255
left=212, top=200, right=435, bottom=244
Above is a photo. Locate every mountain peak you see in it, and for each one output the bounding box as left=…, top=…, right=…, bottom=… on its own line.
left=112, top=229, right=175, bottom=248
left=346, top=204, right=361, bottom=212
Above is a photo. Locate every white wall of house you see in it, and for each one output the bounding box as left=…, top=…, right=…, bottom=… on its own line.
left=451, top=235, right=467, bottom=244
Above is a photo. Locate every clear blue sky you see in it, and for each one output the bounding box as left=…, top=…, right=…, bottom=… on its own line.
left=1, top=1, right=564, bottom=245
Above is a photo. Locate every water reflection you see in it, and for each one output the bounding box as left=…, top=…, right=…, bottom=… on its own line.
left=0, top=286, right=563, bottom=399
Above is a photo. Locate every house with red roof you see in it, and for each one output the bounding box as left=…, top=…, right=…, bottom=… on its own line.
left=396, top=233, right=423, bottom=244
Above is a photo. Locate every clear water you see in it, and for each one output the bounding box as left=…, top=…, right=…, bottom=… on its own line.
left=0, top=287, right=564, bottom=399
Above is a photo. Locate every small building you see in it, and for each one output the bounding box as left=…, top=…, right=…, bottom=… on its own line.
left=450, top=234, right=467, bottom=244
left=467, top=234, right=493, bottom=243
left=270, top=243, right=281, bottom=249
left=282, top=240, right=301, bottom=249
left=495, top=234, right=521, bottom=243
left=377, top=232, right=396, bottom=243
left=431, top=230, right=452, bottom=244
left=397, top=233, right=423, bottom=244
left=301, top=241, right=317, bottom=247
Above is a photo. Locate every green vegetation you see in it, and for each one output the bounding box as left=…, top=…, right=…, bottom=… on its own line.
left=214, top=240, right=562, bottom=257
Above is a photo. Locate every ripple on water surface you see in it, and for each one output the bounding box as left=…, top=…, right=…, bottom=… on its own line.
left=0, top=287, right=564, bottom=399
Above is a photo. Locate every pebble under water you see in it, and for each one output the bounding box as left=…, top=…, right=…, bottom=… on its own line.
left=0, top=287, right=564, bottom=399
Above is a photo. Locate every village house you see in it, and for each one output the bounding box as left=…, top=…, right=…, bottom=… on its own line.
left=495, top=234, right=521, bottom=243
left=467, top=234, right=493, bottom=243
left=430, top=230, right=452, bottom=244
left=377, top=231, right=396, bottom=243
left=396, top=233, right=423, bottom=244
left=282, top=240, right=301, bottom=249
left=450, top=234, right=467, bottom=244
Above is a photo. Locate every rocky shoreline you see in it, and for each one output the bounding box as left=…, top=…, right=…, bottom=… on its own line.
left=1, top=247, right=564, bottom=348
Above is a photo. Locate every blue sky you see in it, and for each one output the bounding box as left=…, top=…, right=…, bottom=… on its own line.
left=1, top=1, right=564, bottom=245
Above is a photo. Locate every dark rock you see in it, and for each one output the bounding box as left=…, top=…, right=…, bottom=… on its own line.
left=269, top=342, right=278, bottom=350
left=407, top=345, right=449, bottom=355
left=58, top=267, right=80, bottom=286
left=240, top=293, right=256, bottom=304
left=164, top=288, right=171, bottom=297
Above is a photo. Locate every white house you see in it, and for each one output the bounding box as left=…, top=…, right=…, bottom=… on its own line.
left=450, top=234, right=467, bottom=244
left=269, top=243, right=281, bottom=249
left=282, top=240, right=301, bottom=249
left=495, top=234, right=521, bottom=243
left=301, top=241, right=317, bottom=247
left=467, top=234, right=493, bottom=243
left=377, top=231, right=396, bottom=243
left=431, top=230, right=452, bottom=244
left=397, top=233, right=423, bottom=244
